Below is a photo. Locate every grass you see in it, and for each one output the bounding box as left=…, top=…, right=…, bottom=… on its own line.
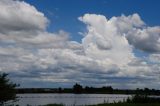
left=88, top=103, right=160, bottom=106
left=88, top=95, right=160, bottom=106
left=43, top=103, right=160, bottom=106
left=43, top=104, right=63, bottom=106
left=43, top=95, right=160, bottom=106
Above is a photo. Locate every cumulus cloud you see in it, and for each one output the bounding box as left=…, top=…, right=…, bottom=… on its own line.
left=107, top=13, right=160, bottom=53
left=0, top=0, right=48, bottom=34
left=127, top=26, right=160, bottom=52
left=0, top=0, right=160, bottom=88
left=79, top=14, right=134, bottom=66
left=78, top=13, right=160, bottom=88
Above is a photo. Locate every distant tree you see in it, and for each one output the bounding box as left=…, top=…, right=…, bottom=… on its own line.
left=106, top=86, right=113, bottom=93
left=84, top=86, right=90, bottom=93
left=73, top=83, right=83, bottom=94
left=58, top=87, right=62, bottom=93
left=136, top=88, right=141, bottom=95
left=0, top=73, right=19, bottom=105
left=144, top=87, right=151, bottom=95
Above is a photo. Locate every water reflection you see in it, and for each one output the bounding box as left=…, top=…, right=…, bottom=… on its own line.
left=16, top=94, right=131, bottom=106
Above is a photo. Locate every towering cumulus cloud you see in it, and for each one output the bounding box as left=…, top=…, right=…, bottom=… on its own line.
left=0, top=0, right=159, bottom=88
left=79, top=14, right=134, bottom=66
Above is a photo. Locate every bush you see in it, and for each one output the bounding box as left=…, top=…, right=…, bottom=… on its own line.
left=127, top=94, right=160, bottom=103
left=0, top=73, right=19, bottom=105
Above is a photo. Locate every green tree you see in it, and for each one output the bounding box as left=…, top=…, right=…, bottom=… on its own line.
left=0, top=73, right=18, bottom=105
left=73, top=83, right=83, bottom=94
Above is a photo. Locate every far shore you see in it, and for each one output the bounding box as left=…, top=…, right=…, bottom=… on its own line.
left=16, top=84, right=160, bottom=95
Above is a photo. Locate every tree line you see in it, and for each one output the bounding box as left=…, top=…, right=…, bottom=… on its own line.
left=16, top=83, right=160, bottom=95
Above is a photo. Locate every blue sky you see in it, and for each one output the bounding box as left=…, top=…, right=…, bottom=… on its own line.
left=0, top=0, right=160, bottom=88
left=26, top=0, right=160, bottom=42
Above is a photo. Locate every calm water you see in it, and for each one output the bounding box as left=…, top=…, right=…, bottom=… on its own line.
left=14, top=94, right=131, bottom=106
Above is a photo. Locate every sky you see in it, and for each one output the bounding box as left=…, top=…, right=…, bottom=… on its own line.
left=0, top=0, right=160, bottom=89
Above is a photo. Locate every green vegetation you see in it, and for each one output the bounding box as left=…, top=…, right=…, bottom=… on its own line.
left=73, top=83, right=83, bottom=93
left=16, top=83, right=160, bottom=95
left=87, top=103, right=160, bottom=106
left=0, top=73, right=19, bottom=105
left=88, top=94, right=160, bottom=106
left=43, top=104, right=63, bottom=106
left=42, top=103, right=160, bottom=106
left=127, top=94, right=160, bottom=103
left=42, top=94, right=160, bottom=106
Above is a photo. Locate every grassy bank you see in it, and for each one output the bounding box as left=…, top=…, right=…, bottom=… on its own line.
left=88, top=95, right=160, bottom=106
left=43, top=104, right=63, bottom=106
left=87, top=103, right=160, bottom=106
left=44, top=95, right=160, bottom=106
left=44, top=103, right=160, bottom=106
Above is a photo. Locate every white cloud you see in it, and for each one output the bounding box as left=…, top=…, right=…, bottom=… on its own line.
left=0, top=0, right=160, bottom=88
left=0, top=0, right=48, bottom=34
left=127, top=26, right=160, bottom=52
left=78, top=13, right=160, bottom=88
left=79, top=14, right=134, bottom=66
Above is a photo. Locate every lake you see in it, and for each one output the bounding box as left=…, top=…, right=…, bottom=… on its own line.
left=13, top=94, right=131, bottom=106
